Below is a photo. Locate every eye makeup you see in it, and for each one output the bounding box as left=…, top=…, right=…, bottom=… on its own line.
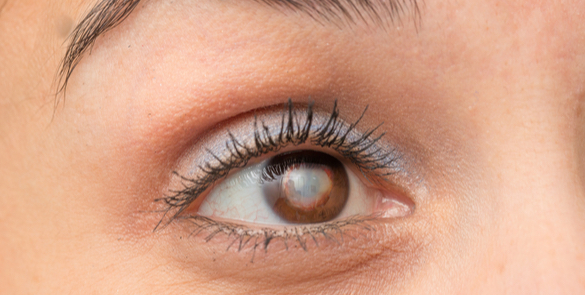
left=156, top=99, right=415, bottom=256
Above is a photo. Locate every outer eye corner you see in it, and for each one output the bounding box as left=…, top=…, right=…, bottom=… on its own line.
left=373, top=188, right=416, bottom=219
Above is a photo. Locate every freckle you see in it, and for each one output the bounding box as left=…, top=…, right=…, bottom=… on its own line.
left=56, top=15, right=74, bottom=38
left=498, top=262, right=506, bottom=274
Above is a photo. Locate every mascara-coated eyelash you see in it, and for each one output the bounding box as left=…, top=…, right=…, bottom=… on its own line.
left=156, top=99, right=401, bottom=227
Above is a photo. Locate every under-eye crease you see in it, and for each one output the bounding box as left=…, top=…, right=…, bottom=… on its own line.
left=155, top=99, right=412, bottom=255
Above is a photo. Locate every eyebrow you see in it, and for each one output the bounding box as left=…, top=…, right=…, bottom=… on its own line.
left=57, top=0, right=420, bottom=96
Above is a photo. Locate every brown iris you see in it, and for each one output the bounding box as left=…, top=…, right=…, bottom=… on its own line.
left=261, top=151, right=349, bottom=223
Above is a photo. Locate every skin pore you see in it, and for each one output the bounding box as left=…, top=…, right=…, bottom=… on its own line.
left=1, top=0, right=585, bottom=294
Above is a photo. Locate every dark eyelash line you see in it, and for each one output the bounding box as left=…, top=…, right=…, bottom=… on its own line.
left=177, top=214, right=378, bottom=262
left=155, top=99, right=399, bottom=229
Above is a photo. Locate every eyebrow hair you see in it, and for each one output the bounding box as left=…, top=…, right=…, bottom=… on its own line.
left=57, top=0, right=420, bottom=97
left=57, top=0, right=141, bottom=97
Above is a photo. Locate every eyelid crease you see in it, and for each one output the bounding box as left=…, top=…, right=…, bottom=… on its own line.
left=155, top=99, right=401, bottom=229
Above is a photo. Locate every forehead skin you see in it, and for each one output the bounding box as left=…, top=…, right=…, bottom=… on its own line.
left=1, top=0, right=585, bottom=294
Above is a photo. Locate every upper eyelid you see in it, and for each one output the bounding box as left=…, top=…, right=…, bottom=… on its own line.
left=156, top=100, right=402, bottom=227
left=194, top=100, right=399, bottom=178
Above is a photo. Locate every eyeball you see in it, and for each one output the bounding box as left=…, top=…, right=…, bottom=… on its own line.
left=261, top=151, right=349, bottom=223
left=196, top=150, right=412, bottom=226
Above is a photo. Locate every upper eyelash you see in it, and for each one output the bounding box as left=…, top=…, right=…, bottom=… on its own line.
left=156, top=99, right=400, bottom=227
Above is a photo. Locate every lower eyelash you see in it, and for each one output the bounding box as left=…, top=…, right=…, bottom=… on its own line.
left=176, top=214, right=379, bottom=261
left=156, top=99, right=400, bottom=228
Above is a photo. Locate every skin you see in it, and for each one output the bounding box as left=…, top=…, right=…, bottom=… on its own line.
left=1, top=0, right=585, bottom=294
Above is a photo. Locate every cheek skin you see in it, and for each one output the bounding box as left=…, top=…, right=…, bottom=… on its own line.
left=573, top=100, right=585, bottom=233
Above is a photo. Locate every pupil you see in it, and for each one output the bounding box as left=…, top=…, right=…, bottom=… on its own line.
left=262, top=150, right=349, bottom=223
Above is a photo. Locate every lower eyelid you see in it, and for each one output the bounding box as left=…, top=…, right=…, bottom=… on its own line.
left=164, top=213, right=424, bottom=291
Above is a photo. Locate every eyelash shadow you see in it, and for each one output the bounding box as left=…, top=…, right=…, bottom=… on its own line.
left=155, top=99, right=400, bottom=232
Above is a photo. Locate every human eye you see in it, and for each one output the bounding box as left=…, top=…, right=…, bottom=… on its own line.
left=156, top=99, right=415, bottom=255
left=197, top=149, right=410, bottom=226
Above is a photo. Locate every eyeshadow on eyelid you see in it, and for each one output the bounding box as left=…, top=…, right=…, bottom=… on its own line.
left=184, top=105, right=404, bottom=177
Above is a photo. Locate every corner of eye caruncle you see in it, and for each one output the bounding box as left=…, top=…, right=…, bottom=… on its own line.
left=373, top=188, right=416, bottom=218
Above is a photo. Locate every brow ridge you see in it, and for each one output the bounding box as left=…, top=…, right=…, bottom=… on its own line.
left=56, top=0, right=420, bottom=100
